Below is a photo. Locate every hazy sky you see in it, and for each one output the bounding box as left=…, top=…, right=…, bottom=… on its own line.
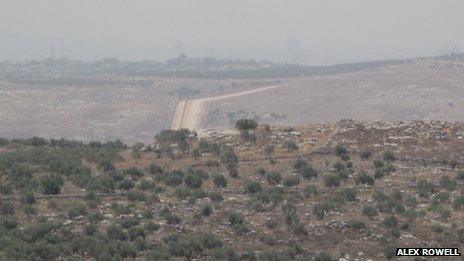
left=1, top=0, right=463, bottom=64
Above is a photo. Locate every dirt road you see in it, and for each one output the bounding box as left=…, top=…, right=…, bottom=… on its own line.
left=170, top=84, right=285, bottom=130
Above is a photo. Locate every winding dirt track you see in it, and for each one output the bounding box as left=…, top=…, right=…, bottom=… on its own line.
left=170, top=84, right=285, bottom=130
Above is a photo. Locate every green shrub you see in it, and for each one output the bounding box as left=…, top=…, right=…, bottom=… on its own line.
left=127, top=190, right=147, bottom=201
left=362, top=205, right=378, bottom=219
left=41, top=175, right=64, bottom=195
left=124, top=167, right=144, bottom=180
left=119, top=179, right=135, bottom=190
left=416, top=179, right=435, bottom=198
left=2, top=216, right=18, bottom=229
left=324, top=174, right=340, bottom=187
left=1, top=201, right=15, bottom=215
left=383, top=215, right=398, bottom=229
left=266, top=171, right=282, bottom=185
left=184, top=173, right=203, bottom=189
left=245, top=181, right=263, bottom=194
left=440, top=175, right=457, bottom=190
left=335, top=145, right=347, bottom=156
left=148, top=163, right=164, bottom=175
left=199, top=204, right=213, bottom=217
left=283, top=141, right=298, bottom=152
left=209, top=191, right=224, bottom=202
left=373, top=160, right=385, bottom=168
left=433, top=191, right=450, bottom=204
left=235, top=119, right=258, bottom=130
left=456, top=171, right=464, bottom=181
left=382, top=150, right=396, bottom=162
left=303, top=184, right=318, bottom=198
left=453, top=194, right=464, bottom=208
left=68, top=205, right=87, bottom=219
left=355, top=171, right=375, bottom=185
left=315, top=251, right=333, bottom=261
left=283, top=176, right=300, bottom=187
left=313, top=202, right=332, bottom=220
left=211, top=246, right=238, bottom=261
left=204, top=160, right=220, bottom=167
left=164, top=170, right=184, bottom=186
left=266, top=219, right=280, bottom=229
left=348, top=219, right=366, bottom=230
left=191, top=148, right=201, bottom=159
left=383, top=243, right=398, bottom=259
left=338, top=187, right=358, bottom=202
left=431, top=223, right=444, bottom=233
left=360, top=149, right=372, bottom=160
left=228, top=211, right=244, bottom=225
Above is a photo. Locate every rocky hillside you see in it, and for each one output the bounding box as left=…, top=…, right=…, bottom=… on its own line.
left=0, top=121, right=463, bottom=260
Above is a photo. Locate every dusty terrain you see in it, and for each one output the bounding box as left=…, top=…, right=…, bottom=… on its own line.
left=0, top=78, right=271, bottom=143
left=170, top=84, right=285, bottom=130
left=2, top=56, right=464, bottom=145
left=204, top=58, right=464, bottom=129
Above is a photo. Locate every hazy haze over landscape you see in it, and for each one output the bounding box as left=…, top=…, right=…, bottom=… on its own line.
left=1, top=0, right=463, bottom=64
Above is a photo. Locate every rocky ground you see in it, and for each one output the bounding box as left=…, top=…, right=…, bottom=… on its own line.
left=0, top=120, right=464, bottom=260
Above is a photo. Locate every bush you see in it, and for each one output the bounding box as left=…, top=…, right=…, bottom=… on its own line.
left=2, top=216, right=18, bottom=229
left=433, top=191, right=450, bottom=204
left=362, top=205, right=378, bottom=219
left=339, top=187, right=358, bottom=202
left=1, top=201, right=15, bottom=215
left=335, top=145, right=347, bottom=156
left=298, top=165, right=318, bottom=180
left=324, top=174, right=340, bottom=187
left=416, top=179, right=435, bottom=198
left=360, top=149, right=372, bottom=160
left=235, top=119, right=258, bottom=130
left=250, top=200, right=266, bottom=212
left=190, top=148, right=201, bottom=159
left=124, top=167, right=144, bottom=180
left=209, top=191, right=224, bottom=202
left=431, top=223, right=444, bottom=233
left=22, top=193, right=36, bottom=205
left=211, top=246, right=238, bottom=261
left=349, top=219, right=366, bottom=230
left=355, top=171, right=375, bottom=185
left=127, top=190, right=147, bottom=201
left=147, top=247, right=172, bottom=260
left=383, top=243, right=398, bottom=259
left=315, top=251, right=333, bottom=261
left=164, top=171, right=184, bottom=186
left=383, top=215, right=398, bottom=229
left=266, top=171, right=282, bottom=185
left=148, top=163, right=164, bottom=175
left=68, top=205, right=87, bottom=219
left=383, top=150, right=396, bottom=162
left=266, top=219, right=280, bottom=229
left=204, top=160, right=220, bottom=168
left=453, top=194, right=464, bottom=208
left=283, top=141, right=298, bottom=152
left=41, top=175, right=64, bottom=195
left=456, top=171, right=464, bottom=181
left=440, top=175, right=457, bottom=190
left=283, top=176, right=300, bottom=187
left=213, top=174, right=227, bottom=188
left=245, top=181, right=263, bottom=194
left=263, top=145, right=275, bottom=156
left=313, top=202, right=332, bottom=220
left=119, top=179, right=135, bottom=190
left=199, top=204, right=213, bottom=217
left=184, top=173, right=203, bottom=189
left=303, top=184, right=317, bottom=198
left=228, top=211, right=244, bottom=225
